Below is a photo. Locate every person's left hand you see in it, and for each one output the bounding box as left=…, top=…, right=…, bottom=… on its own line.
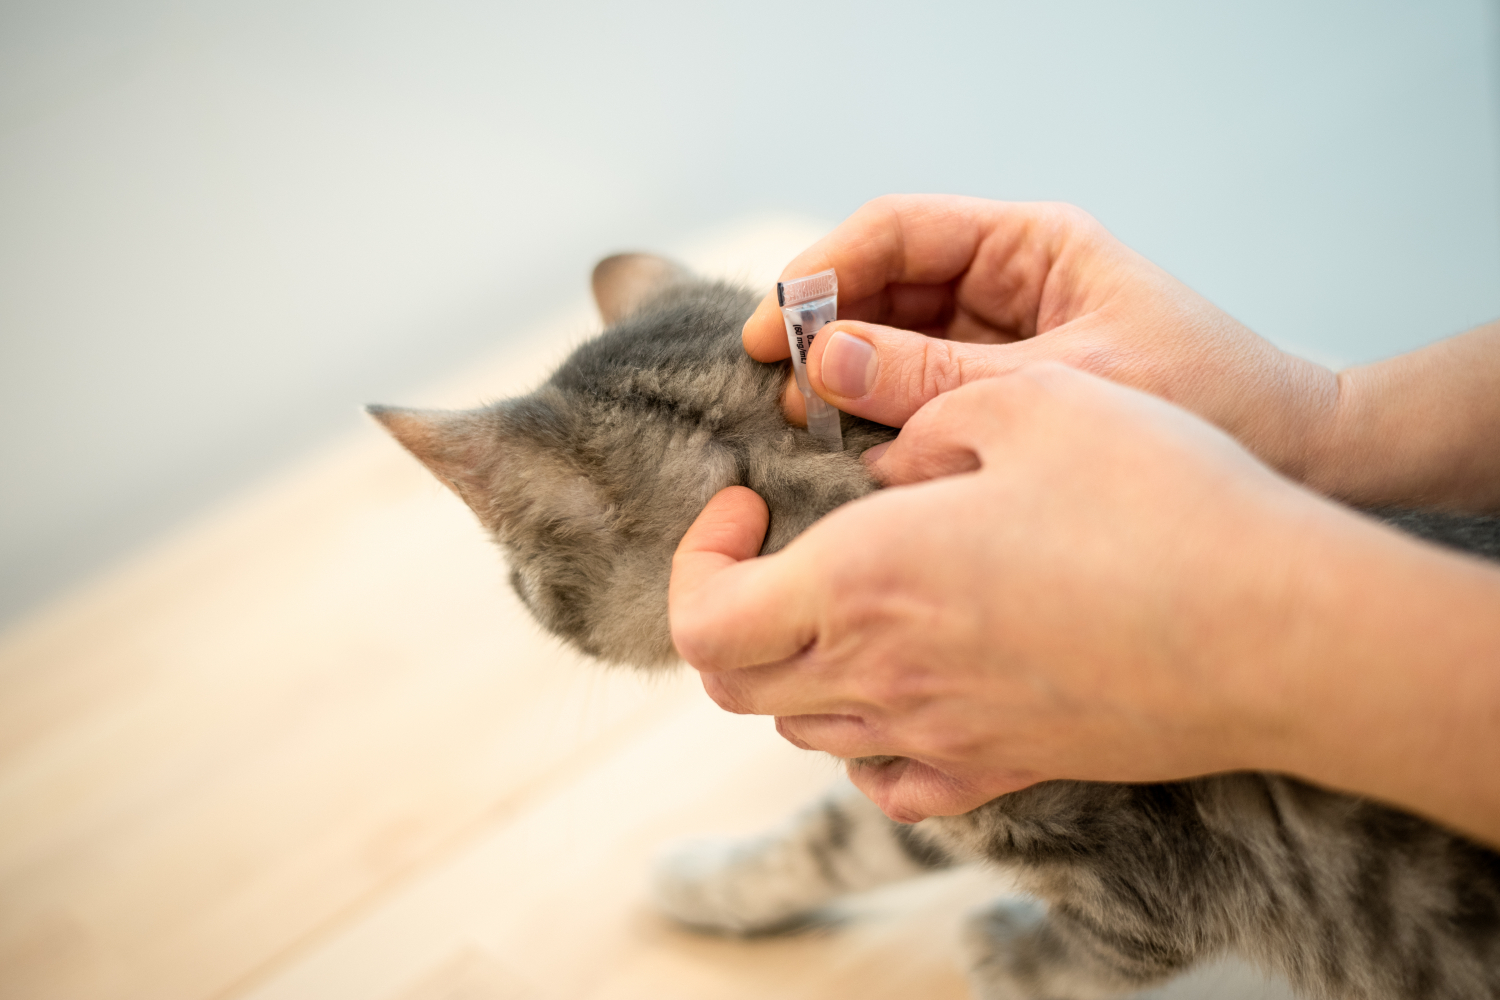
left=669, top=363, right=1326, bottom=823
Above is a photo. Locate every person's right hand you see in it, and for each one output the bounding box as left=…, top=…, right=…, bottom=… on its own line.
left=748, top=195, right=1341, bottom=486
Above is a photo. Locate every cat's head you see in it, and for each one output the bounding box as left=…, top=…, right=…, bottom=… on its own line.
left=368, top=254, right=728, bottom=669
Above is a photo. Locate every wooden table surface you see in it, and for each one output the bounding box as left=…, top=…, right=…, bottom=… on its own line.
left=0, top=219, right=1292, bottom=1000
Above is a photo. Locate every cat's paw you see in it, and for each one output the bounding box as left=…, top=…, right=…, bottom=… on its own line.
left=964, top=897, right=1182, bottom=1000
left=650, top=783, right=932, bottom=936
left=650, top=837, right=819, bottom=935
left=962, top=898, right=1049, bottom=1000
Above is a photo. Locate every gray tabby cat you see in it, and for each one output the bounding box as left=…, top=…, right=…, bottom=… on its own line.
left=372, top=255, right=1500, bottom=1000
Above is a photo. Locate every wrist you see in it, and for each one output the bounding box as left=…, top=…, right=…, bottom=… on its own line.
left=1179, top=483, right=1335, bottom=775
left=1246, top=350, right=1343, bottom=493
left=1221, top=494, right=1500, bottom=844
left=1289, top=321, right=1500, bottom=513
left=1295, top=364, right=1378, bottom=505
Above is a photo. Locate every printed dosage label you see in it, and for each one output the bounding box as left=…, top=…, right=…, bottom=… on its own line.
left=792, top=323, right=817, bottom=364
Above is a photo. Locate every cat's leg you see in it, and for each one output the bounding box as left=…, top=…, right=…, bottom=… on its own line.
left=964, top=898, right=1193, bottom=1000
left=652, top=779, right=952, bottom=934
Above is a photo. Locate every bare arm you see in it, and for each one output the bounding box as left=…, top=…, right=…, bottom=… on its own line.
left=670, top=368, right=1500, bottom=847
left=1245, top=494, right=1500, bottom=845
left=746, top=195, right=1500, bottom=513
left=1308, top=321, right=1500, bottom=513
left=673, top=195, right=1500, bottom=844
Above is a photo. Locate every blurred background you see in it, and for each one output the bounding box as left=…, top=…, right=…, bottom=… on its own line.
left=3, top=5, right=1500, bottom=1000
left=3, top=0, right=1499, bottom=624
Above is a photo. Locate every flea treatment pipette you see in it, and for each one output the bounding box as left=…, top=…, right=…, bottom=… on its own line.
left=777, top=268, right=844, bottom=451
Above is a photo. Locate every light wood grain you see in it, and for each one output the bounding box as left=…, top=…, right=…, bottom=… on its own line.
left=0, top=216, right=1292, bottom=1000
left=0, top=218, right=829, bottom=1000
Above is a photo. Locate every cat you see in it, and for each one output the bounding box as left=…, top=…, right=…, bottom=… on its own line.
left=371, top=254, right=1500, bottom=1000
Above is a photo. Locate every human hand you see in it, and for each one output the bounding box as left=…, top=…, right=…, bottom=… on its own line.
left=670, top=364, right=1333, bottom=824
left=754, top=195, right=1340, bottom=485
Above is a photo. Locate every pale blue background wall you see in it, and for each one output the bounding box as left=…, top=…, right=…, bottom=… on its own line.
left=3, top=1, right=1499, bottom=625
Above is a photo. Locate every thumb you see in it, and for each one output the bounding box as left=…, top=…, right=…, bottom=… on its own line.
left=668, top=486, right=819, bottom=671
left=806, top=322, right=1042, bottom=427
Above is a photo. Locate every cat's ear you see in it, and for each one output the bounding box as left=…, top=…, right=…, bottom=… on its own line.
left=366, top=404, right=504, bottom=514
left=591, top=253, right=691, bottom=325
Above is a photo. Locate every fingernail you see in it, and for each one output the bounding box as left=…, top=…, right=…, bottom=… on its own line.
left=821, top=331, right=878, bottom=398
left=861, top=441, right=892, bottom=466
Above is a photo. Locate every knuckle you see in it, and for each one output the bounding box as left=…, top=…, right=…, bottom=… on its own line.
left=846, top=656, right=926, bottom=713
left=701, top=676, right=753, bottom=715
left=853, top=195, right=906, bottom=242
left=861, top=192, right=903, bottom=214
left=773, top=715, right=816, bottom=751
left=1043, top=200, right=1100, bottom=233
left=1055, top=339, right=1128, bottom=381
left=908, top=339, right=961, bottom=403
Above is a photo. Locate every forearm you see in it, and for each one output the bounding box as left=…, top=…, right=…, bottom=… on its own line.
left=1304, top=320, right=1500, bottom=514
left=1235, top=499, right=1500, bottom=847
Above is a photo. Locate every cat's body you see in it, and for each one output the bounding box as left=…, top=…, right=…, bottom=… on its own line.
left=372, top=267, right=892, bottom=668
left=655, top=774, right=1500, bottom=1000
left=374, top=257, right=1500, bottom=1000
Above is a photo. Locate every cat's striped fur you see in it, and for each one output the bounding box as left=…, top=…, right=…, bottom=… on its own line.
left=374, top=257, right=1500, bottom=999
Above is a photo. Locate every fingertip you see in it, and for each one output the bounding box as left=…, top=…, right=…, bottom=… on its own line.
left=773, top=715, right=816, bottom=750
left=716, top=483, right=769, bottom=518
left=782, top=377, right=807, bottom=426
left=846, top=757, right=989, bottom=823
left=670, top=486, right=820, bottom=673
left=742, top=294, right=791, bottom=361
left=670, top=487, right=772, bottom=670
left=845, top=758, right=929, bottom=823
left=680, top=486, right=769, bottom=561
left=701, top=674, right=755, bottom=715
left=670, top=487, right=768, bottom=602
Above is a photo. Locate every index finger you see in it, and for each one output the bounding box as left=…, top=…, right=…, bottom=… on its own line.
left=742, top=194, right=1068, bottom=361
left=743, top=195, right=987, bottom=360
left=668, top=486, right=819, bottom=672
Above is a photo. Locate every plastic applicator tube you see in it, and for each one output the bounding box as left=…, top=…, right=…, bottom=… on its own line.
left=777, top=268, right=844, bottom=451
